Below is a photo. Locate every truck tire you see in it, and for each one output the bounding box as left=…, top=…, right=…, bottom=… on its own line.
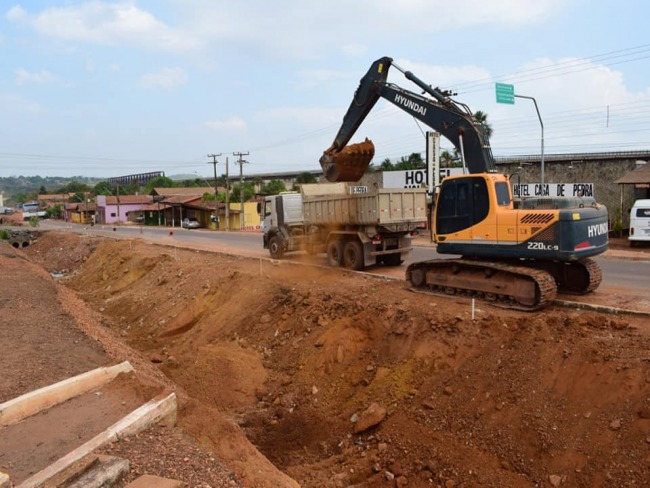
left=269, top=236, right=285, bottom=259
left=326, top=240, right=343, bottom=267
left=343, top=240, right=364, bottom=271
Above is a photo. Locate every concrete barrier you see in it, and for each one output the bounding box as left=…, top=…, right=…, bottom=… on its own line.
left=0, top=361, right=134, bottom=428
left=17, top=391, right=177, bottom=488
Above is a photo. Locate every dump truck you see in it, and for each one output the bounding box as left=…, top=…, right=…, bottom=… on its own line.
left=261, top=182, right=427, bottom=270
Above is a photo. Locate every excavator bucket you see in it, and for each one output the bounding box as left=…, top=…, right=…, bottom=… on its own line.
left=319, top=139, right=375, bottom=182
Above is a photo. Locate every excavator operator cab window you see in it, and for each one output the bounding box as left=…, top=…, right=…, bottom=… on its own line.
left=436, top=177, right=489, bottom=235
left=495, top=182, right=511, bottom=206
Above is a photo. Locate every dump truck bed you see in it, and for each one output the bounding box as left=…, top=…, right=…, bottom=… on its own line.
left=301, top=185, right=427, bottom=226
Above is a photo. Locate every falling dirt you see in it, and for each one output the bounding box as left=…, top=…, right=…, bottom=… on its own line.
left=13, top=231, right=650, bottom=487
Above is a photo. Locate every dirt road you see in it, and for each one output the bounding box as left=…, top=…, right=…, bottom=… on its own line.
left=3, top=230, right=650, bottom=487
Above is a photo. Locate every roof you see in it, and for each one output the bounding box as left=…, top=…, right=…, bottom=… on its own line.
left=150, top=187, right=215, bottom=196
left=158, top=195, right=202, bottom=205
left=65, top=203, right=97, bottom=211
left=104, top=195, right=153, bottom=205
left=615, top=163, right=650, bottom=184
left=38, top=194, right=72, bottom=201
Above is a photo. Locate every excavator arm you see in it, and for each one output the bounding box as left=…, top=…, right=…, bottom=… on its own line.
left=320, top=56, right=496, bottom=182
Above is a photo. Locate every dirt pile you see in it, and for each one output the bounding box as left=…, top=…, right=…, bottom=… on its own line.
left=19, top=231, right=650, bottom=487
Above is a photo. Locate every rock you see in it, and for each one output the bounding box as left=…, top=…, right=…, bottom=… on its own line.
left=353, top=403, right=387, bottom=434
left=396, top=476, right=408, bottom=487
left=609, top=418, right=622, bottom=430
left=384, top=471, right=395, bottom=481
left=260, top=313, right=272, bottom=324
left=549, top=474, right=562, bottom=486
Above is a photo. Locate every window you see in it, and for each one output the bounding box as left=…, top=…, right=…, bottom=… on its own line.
left=436, top=177, right=489, bottom=235
left=495, top=182, right=511, bottom=206
left=636, top=207, right=650, bottom=218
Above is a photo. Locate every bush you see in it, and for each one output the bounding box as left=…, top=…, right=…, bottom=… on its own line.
left=29, top=216, right=40, bottom=227
left=0, top=230, right=8, bottom=240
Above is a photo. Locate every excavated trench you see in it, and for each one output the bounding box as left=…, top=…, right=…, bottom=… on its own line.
left=24, top=232, right=650, bottom=488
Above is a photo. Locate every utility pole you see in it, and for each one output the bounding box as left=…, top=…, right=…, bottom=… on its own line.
left=225, top=157, right=230, bottom=231
left=233, top=151, right=249, bottom=230
left=207, top=153, right=221, bottom=227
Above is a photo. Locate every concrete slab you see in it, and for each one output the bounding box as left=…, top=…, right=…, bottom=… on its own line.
left=16, top=391, right=176, bottom=488
left=0, top=361, right=134, bottom=428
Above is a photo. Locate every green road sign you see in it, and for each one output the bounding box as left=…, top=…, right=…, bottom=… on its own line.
left=495, top=82, right=515, bottom=104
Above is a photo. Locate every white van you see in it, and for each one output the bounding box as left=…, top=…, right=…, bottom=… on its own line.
left=629, top=199, right=650, bottom=245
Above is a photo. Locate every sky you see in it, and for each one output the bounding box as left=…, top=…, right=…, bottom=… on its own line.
left=2, top=0, right=650, bottom=179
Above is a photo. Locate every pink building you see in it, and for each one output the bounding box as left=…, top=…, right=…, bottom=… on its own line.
left=96, top=195, right=153, bottom=224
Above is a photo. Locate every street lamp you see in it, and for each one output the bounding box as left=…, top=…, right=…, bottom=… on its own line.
left=514, top=94, right=544, bottom=186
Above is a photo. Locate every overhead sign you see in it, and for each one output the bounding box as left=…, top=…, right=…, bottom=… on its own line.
left=511, top=183, right=594, bottom=198
left=495, top=82, right=515, bottom=104
left=383, top=169, right=463, bottom=189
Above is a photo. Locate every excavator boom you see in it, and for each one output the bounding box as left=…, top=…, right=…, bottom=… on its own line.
left=320, top=56, right=495, bottom=181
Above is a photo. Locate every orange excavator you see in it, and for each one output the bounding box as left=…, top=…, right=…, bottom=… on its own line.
left=320, top=56, right=609, bottom=310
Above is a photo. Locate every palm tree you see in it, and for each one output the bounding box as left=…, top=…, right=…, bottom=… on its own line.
left=473, top=110, right=493, bottom=139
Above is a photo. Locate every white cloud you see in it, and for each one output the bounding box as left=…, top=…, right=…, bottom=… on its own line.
left=5, top=5, right=27, bottom=23
left=168, top=0, right=566, bottom=60
left=14, top=68, right=56, bottom=86
left=204, top=117, right=247, bottom=132
left=137, top=67, right=188, bottom=90
left=18, top=1, right=202, bottom=53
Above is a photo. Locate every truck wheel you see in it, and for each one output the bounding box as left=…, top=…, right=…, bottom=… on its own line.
left=269, top=236, right=284, bottom=259
left=343, top=240, right=364, bottom=271
left=326, top=240, right=343, bottom=267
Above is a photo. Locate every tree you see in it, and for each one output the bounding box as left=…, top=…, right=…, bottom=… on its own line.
left=440, top=150, right=461, bottom=168
left=45, top=204, right=63, bottom=219
left=55, top=180, right=91, bottom=195
left=394, top=152, right=425, bottom=170
left=38, top=185, right=47, bottom=195
left=295, top=172, right=317, bottom=184
left=92, top=181, right=113, bottom=196
left=144, top=176, right=174, bottom=193
left=229, top=182, right=255, bottom=203
left=378, top=158, right=395, bottom=171
left=473, top=110, right=493, bottom=139
left=263, top=179, right=287, bottom=195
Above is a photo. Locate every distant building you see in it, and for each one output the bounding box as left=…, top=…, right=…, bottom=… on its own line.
left=96, top=194, right=153, bottom=224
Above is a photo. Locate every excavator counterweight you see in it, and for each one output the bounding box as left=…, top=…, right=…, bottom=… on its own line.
left=319, top=138, right=375, bottom=182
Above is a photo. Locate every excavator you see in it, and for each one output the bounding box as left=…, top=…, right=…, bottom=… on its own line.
left=320, top=56, right=609, bottom=311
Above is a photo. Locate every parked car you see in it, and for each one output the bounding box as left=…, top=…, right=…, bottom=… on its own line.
left=182, top=217, right=201, bottom=229
left=629, top=199, right=650, bottom=245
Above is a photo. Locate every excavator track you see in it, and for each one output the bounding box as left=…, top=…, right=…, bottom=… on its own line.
left=320, top=139, right=375, bottom=182
left=553, top=257, right=602, bottom=295
left=510, top=257, right=603, bottom=295
left=406, top=259, right=558, bottom=311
